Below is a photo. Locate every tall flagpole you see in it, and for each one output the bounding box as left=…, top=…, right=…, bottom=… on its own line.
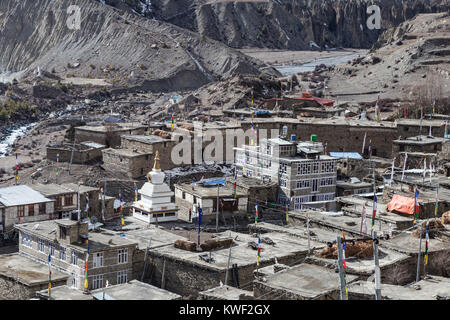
left=389, top=157, right=395, bottom=187
left=362, top=132, right=367, bottom=155
left=197, top=207, right=203, bottom=250
left=15, top=150, right=19, bottom=185
left=77, top=184, right=80, bottom=222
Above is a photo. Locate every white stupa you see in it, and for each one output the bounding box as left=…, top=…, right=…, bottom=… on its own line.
left=132, top=151, right=178, bottom=223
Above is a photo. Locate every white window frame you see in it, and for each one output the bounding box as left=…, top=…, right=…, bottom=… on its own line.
left=21, top=232, right=32, bottom=248
left=297, top=162, right=311, bottom=175
left=118, top=248, right=128, bottom=264
left=71, top=250, right=79, bottom=265
left=71, top=273, right=78, bottom=288
left=38, top=238, right=45, bottom=252
left=93, top=252, right=104, bottom=268
left=279, top=162, right=288, bottom=175
left=312, top=162, right=319, bottom=173
left=49, top=242, right=55, bottom=257
left=296, top=179, right=311, bottom=189
left=92, top=274, right=103, bottom=290
left=59, top=246, right=66, bottom=261
left=117, top=270, right=128, bottom=284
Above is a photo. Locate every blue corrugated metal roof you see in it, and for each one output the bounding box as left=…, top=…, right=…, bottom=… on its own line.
left=329, top=152, right=363, bottom=159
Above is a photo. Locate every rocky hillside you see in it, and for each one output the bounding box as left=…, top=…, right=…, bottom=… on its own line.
left=99, top=0, right=450, bottom=50
left=0, top=0, right=279, bottom=92
left=319, top=12, right=450, bottom=109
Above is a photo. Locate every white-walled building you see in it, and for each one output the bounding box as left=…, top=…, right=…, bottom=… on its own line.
left=132, top=151, right=179, bottom=223
left=174, top=178, right=248, bottom=223
left=0, top=185, right=55, bottom=235
left=234, top=137, right=338, bottom=211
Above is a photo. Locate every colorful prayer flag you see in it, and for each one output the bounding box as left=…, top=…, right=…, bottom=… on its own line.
left=255, top=198, right=258, bottom=224
left=342, top=232, right=347, bottom=270
left=134, top=183, right=138, bottom=202
left=257, top=236, right=261, bottom=266
left=361, top=204, right=367, bottom=234
left=413, top=188, right=420, bottom=224
left=371, top=194, right=377, bottom=231
left=56, top=153, right=59, bottom=176
left=120, top=193, right=125, bottom=226
left=48, top=253, right=52, bottom=295
left=435, top=186, right=439, bottom=217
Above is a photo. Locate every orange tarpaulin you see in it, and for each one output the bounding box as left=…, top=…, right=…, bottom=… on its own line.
left=387, top=194, right=419, bottom=215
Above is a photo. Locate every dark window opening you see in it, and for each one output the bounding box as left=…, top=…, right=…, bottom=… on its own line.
left=60, top=226, right=67, bottom=240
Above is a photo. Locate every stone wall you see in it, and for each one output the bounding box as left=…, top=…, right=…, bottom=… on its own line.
left=146, top=249, right=308, bottom=297
left=75, top=127, right=145, bottom=148
left=102, top=150, right=152, bottom=179
left=47, top=146, right=104, bottom=164
left=253, top=280, right=340, bottom=300
left=121, top=138, right=176, bottom=170
left=18, top=232, right=136, bottom=290
left=4, top=203, right=54, bottom=233
left=0, top=275, right=66, bottom=300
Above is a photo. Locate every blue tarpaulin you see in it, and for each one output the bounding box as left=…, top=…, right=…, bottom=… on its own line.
left=104, top=117, right=121, bottom=122
left=255, top=110, right=271, bottom=116
left=329, top=152, right=363, bottom=159
left=200, top=179, right=226, bottom=186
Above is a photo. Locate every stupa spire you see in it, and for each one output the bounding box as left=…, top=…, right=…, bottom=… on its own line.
left=153, top=151, right=160, bottom=170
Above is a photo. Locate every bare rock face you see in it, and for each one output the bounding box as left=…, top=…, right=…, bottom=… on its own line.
left=100, top=0, right=449, bottom=50
left=0, top=0, right=279, bottom=92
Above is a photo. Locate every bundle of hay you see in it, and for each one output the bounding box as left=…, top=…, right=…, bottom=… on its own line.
left=411, top=220, right=445, bottom=239
left=200, top=238, right=233, bottom=251
left=316, top=240, right=374, bottom=259
left=174, top=239, right=197, bottom=251
left=440, top=211, right=450, bottom=225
